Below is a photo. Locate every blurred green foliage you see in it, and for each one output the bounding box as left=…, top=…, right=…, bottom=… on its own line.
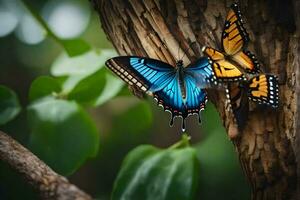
left=29, top=76, right=61, bottom=102
left=59, top=39, right=91, bottom=56
left=112, top=141, right=199, bottom=200
left=28, top=98, right=99, bottom=175
left=0, top=0, right=250, bottom=199
left=67, top=68, right=107, bottom=105
left=50, top=49, right=116, bottom=77
left=0, top=85, right=21, bottom=125
left=23, top=0, right=91, bottom=56
left=197, top=103, right=250, bottom=199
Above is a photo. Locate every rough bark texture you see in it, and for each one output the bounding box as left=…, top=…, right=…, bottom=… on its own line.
left=91, top=0, right=300, bottom=199
left=0, top=131, right=92, bottom=200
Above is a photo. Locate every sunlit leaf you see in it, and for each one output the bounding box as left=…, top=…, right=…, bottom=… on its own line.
left=51, top=49, right=116, bottom=77
left=66, top=68, right=123, bottom=107
left=50, top=49, right=118, bottom=105
left=112, top=145, right=199, bottom=200
left=60, top=39, right=91, bottom=57
left=0, top=85, right=21, bottom=125
left=28, top=98, right=99, bottom=175
left=29, top=76, right=62, bottom=102
left=60, top=74, right=87, bottom=93
left=94, top=73, right=124, bottom=106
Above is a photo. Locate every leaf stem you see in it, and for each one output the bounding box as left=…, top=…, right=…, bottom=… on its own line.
left=21, top=0, right=62, bottom=44
left=168, top=133, right=191, bottom=149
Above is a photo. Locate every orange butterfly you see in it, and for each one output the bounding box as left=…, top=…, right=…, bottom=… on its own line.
left=202, top=3, right=260, bottom=83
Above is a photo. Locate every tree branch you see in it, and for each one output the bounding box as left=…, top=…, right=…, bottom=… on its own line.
left=0, top=131, right=92, bottom=200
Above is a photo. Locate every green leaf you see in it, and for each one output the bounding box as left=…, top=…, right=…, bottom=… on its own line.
left=68, top=69, right=106, bottom=106
left=94, top=73, right=124, bottom=106
left=0, top=85, right=21, bottom=125
left=28, top=99, right=99, bottom=175
left=66, top=67, right=123, bottom=107
left=51, top=49, right=116, bottom=77
left=60, top=39, right=91, bottom=57
left=51, top=49, right=118, bottom=103
left=29, top=76, right=62, bottom=102
left=112, top=145, right=199, bottom=200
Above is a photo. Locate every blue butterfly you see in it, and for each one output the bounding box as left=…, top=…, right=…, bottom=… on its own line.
left=105, top=56, right=216, bottom=131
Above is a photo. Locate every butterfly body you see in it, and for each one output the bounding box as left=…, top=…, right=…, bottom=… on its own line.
left=106, top=56, right=214, bottom=131
left=176, top=60, right=187, bottom=100
left=226, top=83, right=249, bottom=130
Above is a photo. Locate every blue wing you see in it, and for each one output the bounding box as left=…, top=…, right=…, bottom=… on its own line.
left=154, top=73, right=207, bottom=131
left=185, top=56, right=217, bottom=87
left=184, top=74, right=207, bottom=113
left=153, top=73, right=185, bottom=130
left=106, top=56, right=176, bottom=93
left=154, top=73, right=185, bottom=114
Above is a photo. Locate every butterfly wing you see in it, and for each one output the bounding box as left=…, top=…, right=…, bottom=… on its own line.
left=154, top=74, right=185, bottom=116
left=184, top=74, right=207, bottom=114
left=154, top=73, right=207, bottom=131
left=226, top=83, right=249, bottom=130
left=226, top=74, right=279, bottom=130
left=222, top=3, right=249, bottom=55
left=153, top=74, right=186, bottom=130
left=222, top=3, right=260, bottom=73
left=107, top=56, right=192, bottom=130
left=232, top=51, right=260, bottom=74
left=106, top=56, right=176, bottom=94
left=247, top=74, right=279, bottom=107
left=185, top=56, right=217, bottom=87
left=202, top=47, right=245, bottom=82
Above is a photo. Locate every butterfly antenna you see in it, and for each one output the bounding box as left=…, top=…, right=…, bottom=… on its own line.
left=177, top=41, right=182, bottom=62
left=180, top=50, right=186, bottom=61
left=179, top=41, right=196, bottom=61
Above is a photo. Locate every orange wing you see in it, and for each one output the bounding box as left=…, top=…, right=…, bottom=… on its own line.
left=202, top=46, right=245, bottom=82
left=222, top=3, right=249, bottom=56
left=225, top=74, right=279, bottom=130
left=247, top=74, right=279, bottom=107
left=222, top=3, right=260, bottom=74
left=232, top=51, right=260, bottom=74
left=202, top=46, right=225, bottom=61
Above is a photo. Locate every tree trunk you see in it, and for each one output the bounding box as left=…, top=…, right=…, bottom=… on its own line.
left=91, top=0, right=300, bottom=199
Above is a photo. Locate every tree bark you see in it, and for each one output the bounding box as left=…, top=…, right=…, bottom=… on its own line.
left=0, top=131, right=92, bottom=200
left=91, top=0, right=300, bottom=199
